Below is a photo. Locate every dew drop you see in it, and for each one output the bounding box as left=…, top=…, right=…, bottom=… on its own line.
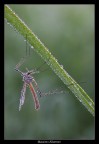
left=74, top=84, right=77, bottom=88
left=66, top=73, right=70, bottom=78
left=55, top=59, right=58, bottom=62
left=31, top=46, right=34, bottom=49
left=89, top=102, right=92, bottom=106
left=76, top=87, right=79, bottom=90
left=60, top=65, right=63, bottom=69
left=6, top=21, right=10, bottom=25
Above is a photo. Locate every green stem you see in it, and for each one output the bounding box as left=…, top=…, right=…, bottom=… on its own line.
left=5, top=5, right=94, bottom=116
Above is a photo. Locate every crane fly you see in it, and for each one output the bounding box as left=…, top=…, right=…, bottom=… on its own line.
left=14, top=35, right=65, bottom=111
left=14, top=35, right=86, bottom=111
left=14, top=58, right=65, bottom=111
left=14, top=58, right=42, bottom=111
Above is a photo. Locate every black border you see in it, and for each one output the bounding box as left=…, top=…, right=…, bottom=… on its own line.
left=3, top=2, right=95, bottom=142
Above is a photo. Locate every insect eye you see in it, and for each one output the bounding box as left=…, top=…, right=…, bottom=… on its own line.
left=27, top=72, right=31, bottom=75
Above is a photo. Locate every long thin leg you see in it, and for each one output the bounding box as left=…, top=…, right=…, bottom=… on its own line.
left=32, top=78, right=43, bottom=97
left=32, top=78, right=63, bottom=98
left=29, top=82, right=40, bottom=110
left=40, top=88, right=64, bottom=97
left=25, top=67, right=39, bottom=74
left=19, top=82, right=27, bottom=111
left=15, top=57, right=26, bottom=69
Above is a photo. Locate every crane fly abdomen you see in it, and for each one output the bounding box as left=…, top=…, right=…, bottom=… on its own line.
left=29, top=82, right=40, bottom=110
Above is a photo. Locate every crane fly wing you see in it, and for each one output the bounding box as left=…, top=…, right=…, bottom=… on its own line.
left=29, top=82, right=40, bottom=110
left=19, top=82, right=27, bottom=111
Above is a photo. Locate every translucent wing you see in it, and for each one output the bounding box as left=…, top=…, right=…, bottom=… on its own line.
left=19, top=82, right=27, bottom=111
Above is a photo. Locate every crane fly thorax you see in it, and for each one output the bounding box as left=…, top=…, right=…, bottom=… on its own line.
left=22, top=72, right=33, bottom=84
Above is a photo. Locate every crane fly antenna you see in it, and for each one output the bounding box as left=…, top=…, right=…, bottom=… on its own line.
left=15, top=57, right=26, bottom=69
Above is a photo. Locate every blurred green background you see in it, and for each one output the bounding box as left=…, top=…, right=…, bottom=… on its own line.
left=4, top=5, right=95, bottom=140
